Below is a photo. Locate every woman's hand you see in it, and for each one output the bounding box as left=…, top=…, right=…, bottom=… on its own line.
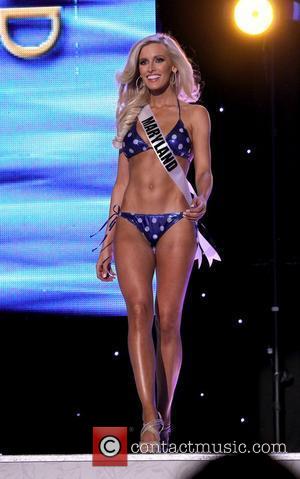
left=183, top=196, right=207, bottom=222
left=96, top=249, right=117, bottom=282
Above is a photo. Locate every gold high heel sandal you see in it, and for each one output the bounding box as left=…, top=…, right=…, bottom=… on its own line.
left=139, top=411, right=164, bottom=454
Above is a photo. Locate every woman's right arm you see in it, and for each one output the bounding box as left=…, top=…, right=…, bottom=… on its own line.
left=96, top=151, right=129, bottom=281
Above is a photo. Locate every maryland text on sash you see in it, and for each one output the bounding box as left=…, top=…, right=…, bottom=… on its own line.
left=140, top=115, right=177, bottom=172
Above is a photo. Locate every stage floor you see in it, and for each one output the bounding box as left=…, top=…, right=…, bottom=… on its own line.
left=0, top=453, right=300, bottom=478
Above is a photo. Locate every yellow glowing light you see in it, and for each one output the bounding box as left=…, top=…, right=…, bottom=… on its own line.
left=234, top=0, right=274, bottom=35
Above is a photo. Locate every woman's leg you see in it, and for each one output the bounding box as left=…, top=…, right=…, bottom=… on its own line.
left=113, top=216, right=158, bottom=442
left=154, top=217, right=197, bottom=429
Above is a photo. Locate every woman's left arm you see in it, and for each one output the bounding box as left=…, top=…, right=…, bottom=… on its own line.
left=183, top=105, right=213, bottom=222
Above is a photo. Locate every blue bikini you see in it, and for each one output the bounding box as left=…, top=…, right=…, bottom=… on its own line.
left=119, top=99, right=198, bottom=249
left=119, top=211, right=197, bottom=248
left=120, top=99, right=193, bottom=162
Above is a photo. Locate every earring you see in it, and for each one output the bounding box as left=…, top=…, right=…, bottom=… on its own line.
left=170, top=70, right=177, bottom=87
left=136, top=75, right=145, bottom=92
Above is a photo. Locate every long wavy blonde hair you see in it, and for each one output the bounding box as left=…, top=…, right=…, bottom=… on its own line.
left=112, top=33, right=203, bottom=149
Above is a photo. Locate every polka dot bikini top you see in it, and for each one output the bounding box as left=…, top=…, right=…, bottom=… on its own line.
left=120, top=99, right=193, bottom=162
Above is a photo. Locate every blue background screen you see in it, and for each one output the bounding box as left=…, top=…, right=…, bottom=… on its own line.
left=0, top=0, right=156, bottom=316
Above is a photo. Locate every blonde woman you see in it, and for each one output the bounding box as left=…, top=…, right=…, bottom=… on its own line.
left=94, top=33, right=220, bottom=452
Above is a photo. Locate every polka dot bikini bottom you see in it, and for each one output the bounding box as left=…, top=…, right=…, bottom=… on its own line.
left=119, top=211, right=197, bottom=248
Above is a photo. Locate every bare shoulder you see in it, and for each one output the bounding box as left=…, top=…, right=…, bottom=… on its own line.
left=191, top=104, right=211, bottom=126
left=180, top=102, right=211, bottom=129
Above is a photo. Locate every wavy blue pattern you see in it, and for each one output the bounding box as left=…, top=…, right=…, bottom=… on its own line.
left=0, top=0, right=156, bottom=315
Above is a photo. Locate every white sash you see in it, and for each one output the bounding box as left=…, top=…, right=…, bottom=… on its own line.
left=138, top=104, right=221, bottom=269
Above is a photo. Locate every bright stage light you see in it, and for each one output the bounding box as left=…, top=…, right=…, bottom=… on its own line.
left=234, top=0, right=274, bottom=35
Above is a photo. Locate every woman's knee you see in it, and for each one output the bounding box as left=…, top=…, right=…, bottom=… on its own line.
left=156, top=307, right=182, bottom=338
left=127, top=300, right=154, bottom=331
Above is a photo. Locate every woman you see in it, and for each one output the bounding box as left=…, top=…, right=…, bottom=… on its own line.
left=94, top=33, right=220, bottom=452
